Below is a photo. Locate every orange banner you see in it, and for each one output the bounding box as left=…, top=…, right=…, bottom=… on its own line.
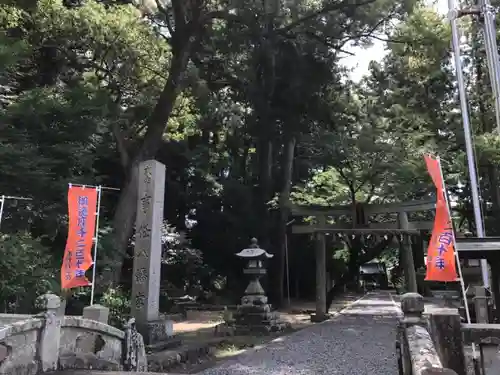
left=61, top=186, right=98, bottom=289
left=424, top=155, right=458, bottom=282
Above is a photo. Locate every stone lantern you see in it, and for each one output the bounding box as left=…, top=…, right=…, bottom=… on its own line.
left=233, top=238, right=289, bottom=334
left=235, top=238, right=273, bottom=306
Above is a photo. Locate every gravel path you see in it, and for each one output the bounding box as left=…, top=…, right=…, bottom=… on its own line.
left=197, top=291, right=401, bottom=375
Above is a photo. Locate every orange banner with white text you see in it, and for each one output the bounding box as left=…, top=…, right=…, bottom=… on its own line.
left=61, top=186, right=98, bottom=289
left=424, top=155, right=458, bottom=282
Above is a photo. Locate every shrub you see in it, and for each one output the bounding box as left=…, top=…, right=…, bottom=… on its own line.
left=0, top=232, right=57, bottom=312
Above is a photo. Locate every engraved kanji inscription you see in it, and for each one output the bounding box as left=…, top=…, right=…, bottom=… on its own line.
left=136, top=223, right=151, bottom=239
left=143, top=165, right=152, bottom=184
left=135, top=267, right=148, bottom=284
left=140, top=193, right=152, bottom=214
left=135, top=293, right=146, bottom=310
left=149, top=291, right=158, bottom=311
left=136, top=248, right=149, bottom=258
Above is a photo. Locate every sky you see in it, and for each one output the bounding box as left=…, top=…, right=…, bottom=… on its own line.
left=343, top=0, right=449, bottom=81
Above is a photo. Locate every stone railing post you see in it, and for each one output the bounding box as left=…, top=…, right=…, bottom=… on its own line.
left=401, top=292, right=425, bottom=325
left=83, top=304, right=110, bottom=324
left=399, top=293, right=459, bottom=375
left=428, top=309, right=466, bottom=375
left=399, top=293, right=425, bottom=375
left=38, top=293, right=63, bottom=372
left=473, top=286, right=489, bottom=323
left=123, top=318, right=148, bottom=371
left=58, top=297, right=67, bottom=316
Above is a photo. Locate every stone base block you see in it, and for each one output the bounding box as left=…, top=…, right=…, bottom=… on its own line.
left=232, top=303, right=292, bottom=336
left=214, top=323, right=236, bottom=336
left=234, top=320, right=291, bottom=335
left=310, top=313, right=330, bottom=322
left=0, top=360, right=38, bottom=375
left=147, top=342, right=215, bottom=372
left=236, top=304, right=272, bottom=314
left=136, top=319, right=181, bottom=352
left=146, top=337, right=182, bottom=352
left=58, top=352, right=120, bottom=371
left=234, top=325, right=270, bottom=335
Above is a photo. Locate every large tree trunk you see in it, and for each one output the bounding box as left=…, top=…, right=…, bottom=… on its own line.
left=274, top=134, right=296, bottom=307
left=254, top=2, right=277, bottom=248
left=347, top=236, right=361, bottom=289
left=345, top=200, right=364, bottom=289
left=411, top=233, right=425, bottom=270
left=255, top=137, right=273, bottom=247
left=103, top=30, right=193, bottom=290
left=99, top=165, right=139, bottom=288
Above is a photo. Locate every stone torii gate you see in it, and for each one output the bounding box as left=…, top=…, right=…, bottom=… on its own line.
left=288, top=199, right=435, bottom=321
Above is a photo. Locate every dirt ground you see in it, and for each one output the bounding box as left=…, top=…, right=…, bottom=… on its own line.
left=173, top=307, right=310, bottom=335
left=173, top=294, right=361, bottom=334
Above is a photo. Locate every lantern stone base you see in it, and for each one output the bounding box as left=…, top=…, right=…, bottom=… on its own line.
left=233, top=302, right=291, bottom=335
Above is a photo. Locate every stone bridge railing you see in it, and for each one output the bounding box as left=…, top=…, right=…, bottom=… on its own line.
left=397, top=291, right=500, bottom=375
left=396, top=292, right=458, bottom=375
left=0, top=314, right=34, bottom=326
left=0, top=294, right=147, bottom=375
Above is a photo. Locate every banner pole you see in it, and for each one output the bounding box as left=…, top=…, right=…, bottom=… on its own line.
left=90, top=186, right=103, bottom=306
left=0, top=195, right=5, bottom=230
left=448, top=0, right=490, bottom=288
left=436, top=157, right=477, bottom=358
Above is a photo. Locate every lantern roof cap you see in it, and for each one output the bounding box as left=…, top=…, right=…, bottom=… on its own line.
left=235, top=238, right=274, bottom=259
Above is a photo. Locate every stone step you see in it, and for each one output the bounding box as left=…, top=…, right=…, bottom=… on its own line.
left=146, top=337, right=182, bottom=352
left=48, top=372, right=184, bottom=375
left=147, top=340, right=216, bottom=372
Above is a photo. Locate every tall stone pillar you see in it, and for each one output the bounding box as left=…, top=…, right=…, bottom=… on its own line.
left=429, top=310, right=466, bottom=375
left=473, top=285, right=489, bottom=323
left=489, top=260, right=500, bottom=322
left=131, top=160, right=174, bottom=347
left=398, top=212, right=418, bottom=293
left=314, top=215, right=327, bottom=321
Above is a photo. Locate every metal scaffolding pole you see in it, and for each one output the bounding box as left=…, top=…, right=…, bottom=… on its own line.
left=479, top=0, right=500, bottom=133
left=448, top=0, right=490, bottom=288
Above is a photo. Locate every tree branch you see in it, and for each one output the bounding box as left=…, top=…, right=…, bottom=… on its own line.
left=359, top=234, right=393, bottom=264
left=337, top=10, right=391, bottom=49
left=347, top=33, right=440, bottom=46
left=111, top=120, right=130, bottom=170
left=365, top=183, right=377, bottom=203
left=289, top=31, right=355, bottom=55
left=277, top=0, right=377, bottom=33
left=201, top=10, right=246, bottom=24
